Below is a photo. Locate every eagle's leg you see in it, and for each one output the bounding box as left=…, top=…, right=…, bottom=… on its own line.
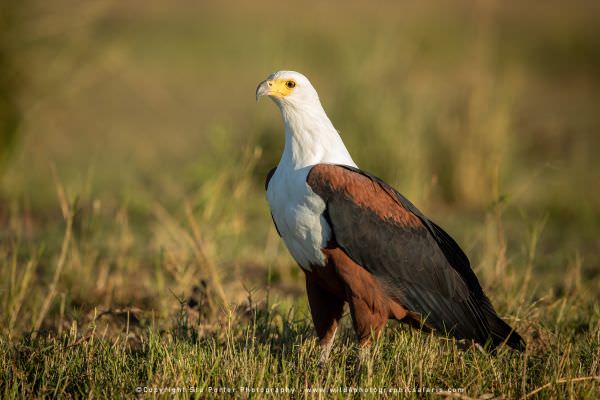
left=323, top=248, right=390, bottom=348
left=324, top=249, right=388, bottom=374
left=305, top=273, right=345, bottom=365
left=343, top=291, right=386, bottom=379
left=345, top=288, right=388, bottom=347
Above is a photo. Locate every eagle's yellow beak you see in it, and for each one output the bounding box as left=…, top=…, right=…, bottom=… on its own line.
left=256, top=78, right=296, bottom=101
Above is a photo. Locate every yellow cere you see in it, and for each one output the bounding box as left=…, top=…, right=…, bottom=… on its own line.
left=267, top=79, right=297, bottom=97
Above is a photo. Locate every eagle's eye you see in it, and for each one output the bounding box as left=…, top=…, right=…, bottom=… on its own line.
left=286, top=80, right=296, bottom=89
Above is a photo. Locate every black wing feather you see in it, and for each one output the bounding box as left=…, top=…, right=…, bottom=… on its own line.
left=265, top=167, right=277, bottom=191
left=265, top=167, right=281, bottom=237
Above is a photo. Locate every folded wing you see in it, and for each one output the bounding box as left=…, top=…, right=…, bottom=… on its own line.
left=307, top=164, right=525, bottom=350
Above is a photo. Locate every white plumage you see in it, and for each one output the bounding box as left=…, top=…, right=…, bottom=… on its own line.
left=259, top=71, right=356, bottom=270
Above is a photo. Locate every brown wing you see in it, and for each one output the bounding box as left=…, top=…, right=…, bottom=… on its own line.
left=307, top=164, right=525, bottom=350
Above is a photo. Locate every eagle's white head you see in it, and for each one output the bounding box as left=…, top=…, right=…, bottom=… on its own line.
left=256, top=70, right=356, bottom=169
left=255, top=70, right=319, bottom=108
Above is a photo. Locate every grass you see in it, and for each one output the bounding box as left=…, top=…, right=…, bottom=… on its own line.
left=1, top=0, right=599, bottom=398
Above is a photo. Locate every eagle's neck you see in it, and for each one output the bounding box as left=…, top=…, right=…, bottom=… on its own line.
left=278, top=103, right=356, bottom=170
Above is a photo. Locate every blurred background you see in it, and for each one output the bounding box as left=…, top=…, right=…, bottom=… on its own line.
left=1, top=0, right=599, bottom=335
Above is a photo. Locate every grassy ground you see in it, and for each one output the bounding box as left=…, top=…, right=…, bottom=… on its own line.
left=1, top=0, right=599, bottom=398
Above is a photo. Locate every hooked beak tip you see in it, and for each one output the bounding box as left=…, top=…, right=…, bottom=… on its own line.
left=255, top=79, right=270, bottom=102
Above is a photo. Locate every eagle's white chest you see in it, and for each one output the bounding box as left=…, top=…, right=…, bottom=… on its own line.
left=266, top=166, right=331, bottom=271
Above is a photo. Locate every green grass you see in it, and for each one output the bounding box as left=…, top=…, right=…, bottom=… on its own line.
left=1, top=0, right=599, bottom=398
left=1, top=276, right=598, bottom=398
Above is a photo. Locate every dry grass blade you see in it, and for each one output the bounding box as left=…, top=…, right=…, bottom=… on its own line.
left=436, top=393, right=499, bottom=400
left=152, top=202, right=228, bottom=310
left=31, top=168, right=74, bottom=339
left=184, top=202, right=229, bottom=312
left=524, top=376, right=600, bottom=398
left=7, top=258, right=37, bottom=334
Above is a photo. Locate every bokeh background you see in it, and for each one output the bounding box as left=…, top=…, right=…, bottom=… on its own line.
left=1, top=0, right=599, bottom=335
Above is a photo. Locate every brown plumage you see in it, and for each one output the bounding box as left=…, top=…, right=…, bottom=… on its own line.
left=307, top=247, right=411, bottom=347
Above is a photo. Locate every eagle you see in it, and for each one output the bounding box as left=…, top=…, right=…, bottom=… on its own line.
left=256, top=71, right=525, bottom=362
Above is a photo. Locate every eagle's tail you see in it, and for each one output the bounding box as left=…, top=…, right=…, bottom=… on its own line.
left=483, top=306, right=526, bottom=351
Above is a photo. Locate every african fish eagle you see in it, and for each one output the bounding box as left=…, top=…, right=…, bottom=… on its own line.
left=256, top=71, right=525, bottom=362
